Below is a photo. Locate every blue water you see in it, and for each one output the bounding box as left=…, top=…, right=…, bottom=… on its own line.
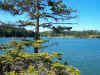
left=0, top=37, right=100, bottom=75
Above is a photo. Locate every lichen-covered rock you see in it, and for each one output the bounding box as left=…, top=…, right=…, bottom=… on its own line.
left=66, top=66, right=80, bottom=75
left=2, top=52, right=80, bottom=75
left=39, top=68, right=48, bottom=75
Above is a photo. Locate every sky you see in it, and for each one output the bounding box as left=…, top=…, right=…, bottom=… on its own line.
left=0, top=0, right=100, bottom=31
left=63, top=0, right=100, bottom=31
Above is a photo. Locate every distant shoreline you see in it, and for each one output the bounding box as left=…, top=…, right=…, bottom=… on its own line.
left=42, top=35, right=100, bottom=39
left=0, top=35, right=100, bottom=39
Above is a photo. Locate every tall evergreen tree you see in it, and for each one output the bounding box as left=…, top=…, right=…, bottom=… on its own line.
left=0, top=0, right=77, bottom=53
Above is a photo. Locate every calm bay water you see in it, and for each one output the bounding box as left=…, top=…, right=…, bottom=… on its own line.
left=0, top=37, right=100, bottom=75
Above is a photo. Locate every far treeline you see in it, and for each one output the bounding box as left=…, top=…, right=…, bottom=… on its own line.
left=0, top=25, right=100, bottom=38
left=40, top=30, right=100, bottom=38
left=0, top=25, right=34, bottom=37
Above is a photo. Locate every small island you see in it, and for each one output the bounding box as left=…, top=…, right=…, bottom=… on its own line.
left=0, top=0, right=80, bottom=75
left=1, top=0, right=99, bottom=75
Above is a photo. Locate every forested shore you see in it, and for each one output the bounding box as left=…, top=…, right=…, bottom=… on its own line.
left=0, top=25, right=34, bottom=37
left=0, top=25, right=100, bottom=38
left=40, top=30, right=100, bottom=38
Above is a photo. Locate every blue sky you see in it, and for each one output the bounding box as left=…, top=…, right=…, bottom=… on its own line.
left=63, top=0, right=100, bottom=31
left=0, top=0, right=100, bottom=31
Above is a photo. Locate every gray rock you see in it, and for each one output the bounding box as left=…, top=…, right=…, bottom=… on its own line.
left=39, top=68, right=48, bottom=75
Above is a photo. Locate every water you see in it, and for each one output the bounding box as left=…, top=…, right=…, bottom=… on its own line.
left=0, top=37, right=100, bottom=75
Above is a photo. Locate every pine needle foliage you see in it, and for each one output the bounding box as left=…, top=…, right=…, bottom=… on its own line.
left=0, top=38, right=80, bottom=75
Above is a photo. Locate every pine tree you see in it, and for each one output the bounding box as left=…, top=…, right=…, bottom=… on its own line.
left=0, top=0, right=77, bottom=53
left=0, top=1, right=80, bottom=75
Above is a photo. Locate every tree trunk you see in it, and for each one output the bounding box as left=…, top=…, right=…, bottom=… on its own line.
left=0, top=63, right=5, bottom=75
left=34, top=0, right=39, bottom=53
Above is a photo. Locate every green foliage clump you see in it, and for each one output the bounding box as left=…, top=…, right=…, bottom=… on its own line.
left=0, top=38, right=80, bottom=75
